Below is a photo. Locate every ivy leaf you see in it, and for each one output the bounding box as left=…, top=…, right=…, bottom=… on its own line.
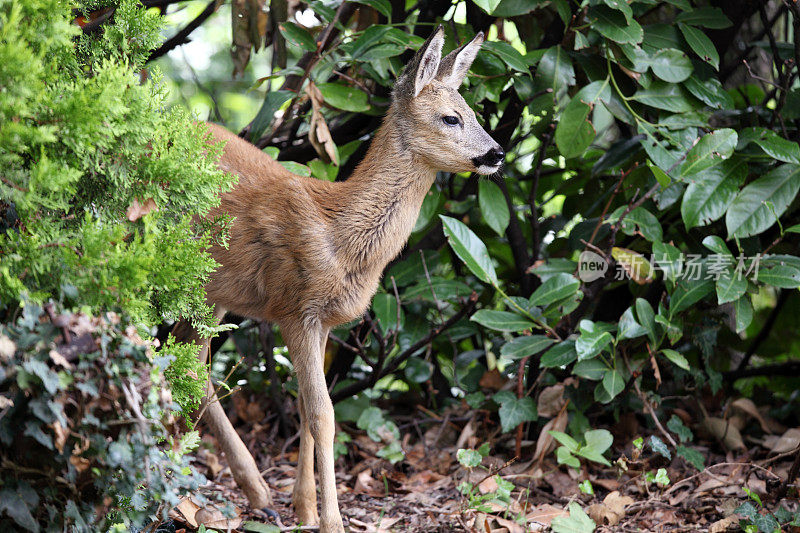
left=601, top=369, right=625, bottom=400
left=0, top=487, right=39, bottom=532
left=726, top=164, right=800, bottom=238
left=456, top=448, right=483, bottom=468
left=440, top=215, right=498, bottom=285
left=649, top=435, right=672, bottom=460
left=478, top=180, right=510, bottom=236
left=498, top=396, right=537, bottom=432
left=551, top=502, right=597, bottom=533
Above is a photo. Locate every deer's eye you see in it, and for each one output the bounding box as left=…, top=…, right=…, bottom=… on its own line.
left=442, top=115, right=460, bottom=126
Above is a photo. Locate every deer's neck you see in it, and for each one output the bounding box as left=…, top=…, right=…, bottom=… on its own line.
left=331, top=117, right=435, bottom=271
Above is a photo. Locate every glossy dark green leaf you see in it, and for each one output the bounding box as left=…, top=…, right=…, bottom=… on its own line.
left=529, top=273, right=581, bottom=307
left=676, top=7, right=732, bottom=29
left=726, top=164, right=800, bottom=238
left=683, top=77, right=732, bottom=108
left=471, top=310, right=534, bottom=332
left=678, top=23, right=719, bottom=69
left=734, top=295, right=753, bottom=333
left=479, top=180, right=510, bottom=236
left=278, top=22, right=317, bottom=52
left=482, top=41, right=529, bottom=73
left=248, top=90, right=294, bottom=142
left=715, top=272, right=746, bottom=304
left=681, top=129, right=737, bottom=177
left=632, top=82, right=696, bottom=112
left=650, top=48, right=693, bottom=82
left=317, top=82, right=370, bottom=112
left=670, top=280, right=714, bottom=314
left=681, top=159, right=747, bottom=229
left=500, top=335, right=555, bottom=359
left=534, top=46, right=575, bottom=103
left=540, top=340, right=578, bottom=368
left=404, top=357, right=433, bottom=383
left=757, top=264, right=800, bottom=288
left=473, top=0, right=503, bottom=15
left=440, top=215, right=498, bottom=285
left=351, top=0, right=392, bottom=19
left=588, top=5, right=643, bottom=44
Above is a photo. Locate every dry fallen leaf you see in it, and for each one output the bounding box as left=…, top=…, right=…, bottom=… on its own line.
left=354, top=469, right=384, bottom=497
left=0, top=334, right=15, bottom=361
left=479, top=369, right=507, bottom=390
left=586, top=490, right=634, bottom=526
left=730, top=398, right=772, bottom=434
left=537, top=384, right=565, bottom=418
left=709, top=515, right=739, bottom=532
left=306, top=81, right=339, bottom=165
left=702, top=417, right=745, bottom=450
left=769, top=427, right=800, bottom=454
left=126, top=197, right=157, bottom=222
left=533, top=405, right=568, bottom=464
left=51, top=421, right=68, bottom=454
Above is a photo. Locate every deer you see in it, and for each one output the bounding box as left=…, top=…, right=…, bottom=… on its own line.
left=177, top=26, right=504, bottom=533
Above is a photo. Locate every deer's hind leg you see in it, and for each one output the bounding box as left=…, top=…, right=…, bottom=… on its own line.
left=282, top=319, right=344, bottom=533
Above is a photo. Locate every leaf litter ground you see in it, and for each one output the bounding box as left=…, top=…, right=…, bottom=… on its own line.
left=162, top=390, right=800, bottom=532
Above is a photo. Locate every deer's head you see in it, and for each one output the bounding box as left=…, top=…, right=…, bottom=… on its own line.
left=392, top=26, right=504, bottom=175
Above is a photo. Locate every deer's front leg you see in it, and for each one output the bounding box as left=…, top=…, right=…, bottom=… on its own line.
left=282, top=320, right=344, bottom=533
left=292, top=394, right=319, bottom=525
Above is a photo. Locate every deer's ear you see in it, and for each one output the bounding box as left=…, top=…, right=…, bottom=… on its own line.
left=436, top=32, right=484, bottom=89
left=411, top=26, right=445, bottom=97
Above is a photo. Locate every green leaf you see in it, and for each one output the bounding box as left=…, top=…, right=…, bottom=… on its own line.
left=534, top=46, right=575, bottom=103
left=555, top=98, right=596, bottom=158
left=471, top=310, right=534, bottom=332
left=404, top=357, right=432, bottom=383
left=457, top=448, right=483, bottom=468
left=248, top=90, right=294, bottom=143
left=478, top=180, right=510, bottom=236
left=549, top=431, right=580, bottom=452
left=757, top=264, right=800, bottom=288
left=243, top=520, right=284, bottom=533
left=678, top=23, right=719, bottom=69
left=500, top=335, right=555, bottom=359
left=702, top=235, right=732, bottom=256
left=472, top=0, right=502, bottom=15
left=601, top=369, right=625, bottom=400
left=667, top=415, right=694, bottom=443
left=716, top=272, right=747, bottom=304
left=440, top=215, right=498, bottom=285
left=650, top=48, right=693, bottom=82
left=351, top=0, right=392, bottom=19
left=739, top=127, right=800, bottom=164
left=681, top=129, right=737, bottom=177
left=576, top=320, right=614, bottom=361
left=584, top=429, right=614, bottom=454
left=670, top=280, right=714, bottom=314
left=734, top=295, right=754, bottom=333
left=498, top=396, right=537, bottom=432
left=676, top=7, right=732, bottom=29
left=579, top=479, right=594, bottom=495
left=540, top=340, right=578, bottom=368
left=654, top=467, right=670, bottom=486
left=551, top=502, right=597, bottom=533
left=635, top=298, right=657, bottom=345
left=530, top=272, right=581, bottom=307
left=317, top=82, right=370, bottom=112
left=632, top=81, right=696, bottom=112
left=661, top=349, right=690, bottom=371
left=617, top=307, right=648, bottom=340
left=726, top=164, right=800, bottom=238
left=278, top=22, right=317, bottom=52
left=649, top=435, right=672, bottom=460
left=588, top=5, right=643, bottom=44
left=683, top=77, right=732, bottom=108
left=482, top=40, right=529, bottom=73
left=556, top=446, right=581, bottom=469
left=573, top=358, right=607, bottom=380
left=278, top=161, right=311, bottom=176
left=681, top=159, right=747, bottom=229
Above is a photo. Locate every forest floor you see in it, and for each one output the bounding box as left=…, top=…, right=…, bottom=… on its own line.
left=162, top=392, right=800, bottom=533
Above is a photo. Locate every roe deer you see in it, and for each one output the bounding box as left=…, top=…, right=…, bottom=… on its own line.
left=182, top=26, right=503, bottom=532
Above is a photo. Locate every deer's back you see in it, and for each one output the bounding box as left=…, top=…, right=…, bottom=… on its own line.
left=203, top=124, right=383, bottom=327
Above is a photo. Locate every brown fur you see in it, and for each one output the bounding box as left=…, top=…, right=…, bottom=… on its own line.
left=186, top=27, right=501, bottom=532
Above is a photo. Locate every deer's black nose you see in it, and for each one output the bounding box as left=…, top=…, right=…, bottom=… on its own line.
left=472, top=147, right=505, bottom=168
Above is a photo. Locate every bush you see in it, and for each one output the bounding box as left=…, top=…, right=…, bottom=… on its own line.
left=0, top=303, right=207, bottom=530
left=0, top=0, right=235, bottom=528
